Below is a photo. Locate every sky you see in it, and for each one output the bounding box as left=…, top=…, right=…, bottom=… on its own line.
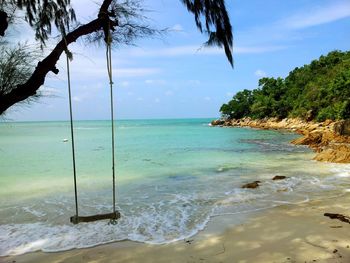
left=4, top=0, right=350, bottom=121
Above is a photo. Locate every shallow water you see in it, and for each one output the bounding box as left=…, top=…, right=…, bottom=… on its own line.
left=0, top=119, right=349, bottom=256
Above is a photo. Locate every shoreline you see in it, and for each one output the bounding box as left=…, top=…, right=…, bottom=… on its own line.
left=211, top=117, right=350, bottom=163
left=4, top=192, right=350, bottom=263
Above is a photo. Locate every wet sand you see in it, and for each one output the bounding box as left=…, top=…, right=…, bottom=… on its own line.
left=3, top=192, right=350, bottom=263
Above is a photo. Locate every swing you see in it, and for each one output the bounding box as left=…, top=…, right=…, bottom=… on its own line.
left=65, top=30, right=120, bottom=225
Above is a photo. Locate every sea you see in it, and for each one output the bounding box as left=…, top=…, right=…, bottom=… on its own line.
left=0, top=119, right=349, bottom=256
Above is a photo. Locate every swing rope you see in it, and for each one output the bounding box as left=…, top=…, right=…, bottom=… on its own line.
left=65, top=47, right=79, bottom=220
left=106, top=30, right=118, bottom=222
left=65, top=27, right=120, bottom=224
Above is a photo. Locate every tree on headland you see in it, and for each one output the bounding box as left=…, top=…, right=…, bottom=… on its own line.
left=220, top=50, right=350, bottom=122
left=0, top=0, right=233, bottom=115
left=220, top=89, right=253, bottom=119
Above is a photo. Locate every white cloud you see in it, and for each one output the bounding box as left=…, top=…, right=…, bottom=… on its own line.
left=69, top=66, right=160, bottom=79
left=136, top=97, right=144, bottom=101
left=120, top=81, right=130, bottom=87
left=234, top=46, right=286, bottom=54
left=171, top=24, right=184, bottom=32
left=204, top=96, right=211, bottom=101
left=58, top=54, right=161, bottom=81
left=128, top=45, right=201, bottom=57
left=39, top=87, right=61, bottom=96
left=232, top=1, right=350, bottom=49
left=116, top=68, right=161, bottom=78
left=126, top=44, right=286, bottom=58
left=145, top=79, right=167, bottom=85
left=226, top=92, right=234, bottom=98
left=255, top=69, right=267, bottom=78
left=72, top=96, right=82, bottom=102
left=154, top=98, right=160, bottom=103
left=282, top=2, right=350, bottom=29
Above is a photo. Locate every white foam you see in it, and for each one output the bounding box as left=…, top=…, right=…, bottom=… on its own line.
left=22, top=206, right=46, bottom=217
left=330, top=164, right=350, bottom=177
left=2, top=165, right=350, bottom=257
left=0, top=194, right=213, bottom=256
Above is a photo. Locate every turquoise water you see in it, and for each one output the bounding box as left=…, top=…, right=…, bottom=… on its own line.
left=1, top=119, right=350, bottom=256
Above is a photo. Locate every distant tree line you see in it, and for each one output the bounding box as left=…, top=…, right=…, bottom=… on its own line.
left=220, top=50, right=350, bottom=122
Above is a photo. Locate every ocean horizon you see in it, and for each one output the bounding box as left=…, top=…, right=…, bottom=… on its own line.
left=2, top=117, right=220, bottom=123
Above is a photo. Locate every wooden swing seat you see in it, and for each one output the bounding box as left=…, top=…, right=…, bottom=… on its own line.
left=70, top=211, right=120, bottom=224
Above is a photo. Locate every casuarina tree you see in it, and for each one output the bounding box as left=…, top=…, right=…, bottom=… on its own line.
left=0, top=0, right=233, bottom=115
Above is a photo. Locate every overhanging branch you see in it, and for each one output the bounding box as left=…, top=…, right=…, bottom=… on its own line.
left=0, top=0, right=112, bottom=114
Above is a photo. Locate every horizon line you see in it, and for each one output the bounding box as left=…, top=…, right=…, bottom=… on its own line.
left=0, top=116, right=219, bottom=123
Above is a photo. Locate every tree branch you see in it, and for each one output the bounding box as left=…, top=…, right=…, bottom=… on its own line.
left=0, top=0, right=112, bottom=114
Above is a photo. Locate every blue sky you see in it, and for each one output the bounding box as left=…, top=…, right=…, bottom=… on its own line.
left=5, top=0, right=350, bottom=121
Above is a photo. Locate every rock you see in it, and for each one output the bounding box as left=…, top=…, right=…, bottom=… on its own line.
left=242, top=181, right=261, bottom=189
left=272, top=175, right=287, bottom=180
left=224, top=120, right=232, bottom=126
left=211, top=119, right=225, bottom=126
left=334, top=120, right=350, bottom=136
left=306, top=110, right=314, bottom=121
left=323, top=119, right=333, bottom=126
left=291, top=131, right=322, bottom=147
left=314, top=145, right=350, bottom=163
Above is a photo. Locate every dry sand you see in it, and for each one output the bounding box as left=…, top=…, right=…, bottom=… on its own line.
left=2, top=193, right=350, bottom=263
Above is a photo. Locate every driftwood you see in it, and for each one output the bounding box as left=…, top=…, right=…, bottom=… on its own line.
left=324, top=213, right=350, bottom=224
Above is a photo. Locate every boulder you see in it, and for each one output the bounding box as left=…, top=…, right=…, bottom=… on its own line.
left=211, top=119, right=225, bottom=126
left=242, top=181, right=261, bottom=189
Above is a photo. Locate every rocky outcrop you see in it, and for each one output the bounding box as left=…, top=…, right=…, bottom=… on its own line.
left=211, top=117, right=350, bottom=163
left=314, top=144, right=350, bottom=163
left=211, top=119, right=225, bottom=126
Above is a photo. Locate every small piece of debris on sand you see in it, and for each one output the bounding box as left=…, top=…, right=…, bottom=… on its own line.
left=324, top=213, right=350, bottom=224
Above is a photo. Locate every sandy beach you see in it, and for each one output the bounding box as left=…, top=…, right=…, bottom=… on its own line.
left=3, top=190, right=350, bottom=263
